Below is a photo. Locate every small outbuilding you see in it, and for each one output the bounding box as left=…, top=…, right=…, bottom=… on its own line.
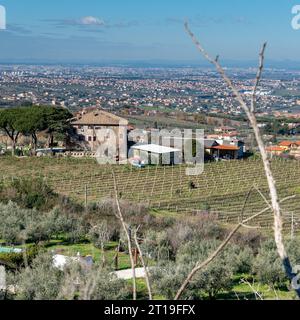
left=131, top=144, right=180, bottom=165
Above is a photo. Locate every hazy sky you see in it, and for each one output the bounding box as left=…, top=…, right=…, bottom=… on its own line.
left=0, top=0, right=300, bottom=64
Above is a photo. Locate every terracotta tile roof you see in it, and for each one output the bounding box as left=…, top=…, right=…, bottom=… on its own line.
left=212, top=145, right=239, bottom=151
left=72, top=110, right=128, bottom=126
left=278, top=140, right=300, bottom=147
left=266, top=146, right=285, bottom=152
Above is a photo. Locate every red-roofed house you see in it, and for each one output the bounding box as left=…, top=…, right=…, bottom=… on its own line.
left=266, top=146, right=286, bottom=156
left=278, top=140, right=300, bottom=149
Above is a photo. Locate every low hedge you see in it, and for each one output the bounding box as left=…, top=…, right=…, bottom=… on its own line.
left=0, top=246, right=41, bottom=270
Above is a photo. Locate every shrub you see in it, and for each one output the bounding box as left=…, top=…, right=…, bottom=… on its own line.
left=141, top=230, right=172, bottom=261
left=0, top=245, right=40, bottom=270
left=166, top=223, right=194, bottom=255
left=286, top=239, right=300, bottom=265
left=0, top=202, right=85, bottom=244
left=0, top=202, right=28, bottom=243
left=88, top=220, right=112, bottom=249
left=252, top=239, right=287, bottom=288
left=8, top=252, right=130, bottom=300
left=0, top=252, right=25, bottom=270
left=150, top=262, right=185, bottom=299
left=0, top=178, right=58, bottom=211
left=151, top=239, right=234, bottom=299
left=224, top=244, right=254, bottom=274
left=11, top=252, right=64, bottom=300
left=165, top=214, right=224, bottom=256
left=77, top=269, right=130, bottom=300
left=232, top=229, right=264, bottom=253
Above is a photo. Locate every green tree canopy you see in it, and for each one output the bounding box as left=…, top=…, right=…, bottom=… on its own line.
left=0, top=106, right=73, bottom=154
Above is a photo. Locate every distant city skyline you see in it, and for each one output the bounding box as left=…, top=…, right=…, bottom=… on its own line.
left=0, top=0, right=300, bottom=66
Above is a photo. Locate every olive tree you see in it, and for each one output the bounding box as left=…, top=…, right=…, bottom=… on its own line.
left=11, top=253, right=63, bottom=300
left=253, top=238, right=300, bottom=289
left=88, top=221, right=112, bottom=266
left=9, top=252, right=130, bottom=300
left=252, top=240, right=287, bottom=288
left=151, top=239, right=234, bottom=299
left=0, top=202, right=83, bottom=244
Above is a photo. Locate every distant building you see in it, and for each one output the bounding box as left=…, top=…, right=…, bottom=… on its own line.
left=266, top=146, right=286, bottom=156
left=214, top=126, right=236, bottom=133
left=211, top=144, right=241, bottom=159
left=278, top=140, right=300, bottom=149
left=267, top=140, right=300, bottom=159
left=205, top=138, right=245, bottom=160
left=72, top=109, right=128, bottom=157
left=216, top=139, right=245, bottom=159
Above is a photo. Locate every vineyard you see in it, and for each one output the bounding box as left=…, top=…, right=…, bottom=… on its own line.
left=1, top=156, right=300, bottom=234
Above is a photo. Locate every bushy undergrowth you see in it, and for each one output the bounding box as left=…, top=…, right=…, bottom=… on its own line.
left=0, top=245, right=40, bottom=271
left=0, top=178, right=58, bottom=211
left=0, top=202, right=86, bottom=245
left=0, top=176, right=299, bottom=300
left=150, top=239, right=254, bottom=299
left=7, top=252, right=131, bottom=300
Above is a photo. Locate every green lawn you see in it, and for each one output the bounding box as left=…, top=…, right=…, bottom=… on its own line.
left=6, top=239, right=132, bottom=271
left=133, top=275, right=296, bottom=301
left=230, top=282, right=295, bottom=300
left=44, top=240, right=132, bottom=270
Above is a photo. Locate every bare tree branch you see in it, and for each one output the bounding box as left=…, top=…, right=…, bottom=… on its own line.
left=251, top=43, right=267, bottom=112
left=112, top=170, right=137, bottom=300
left=240, top=223, right=262, bottom=230
left=184, top=22, right=300, bottom=298
left=240, top=278, right=263, bottom=300
left=133, top=226, right=153, bottom=300
left=239, top=187, right=254, bottom=222
left=254, top=186, right=272, bottom=210
left=174, top=193, right=295, bottom=299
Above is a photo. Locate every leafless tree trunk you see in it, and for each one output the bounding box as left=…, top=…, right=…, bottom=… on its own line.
left=113, top=239, right=121, bottom=270
left=2, top=129, right=19, bottom=156
left=133, top=226, right=153, bottom=300
left=112, top=170, right=137, bottom=300
left=101, top=244, right=106, bottom=267
left=91, top=222, right=110, bottom=267
left=31, top=133, right=38, bottom=151
left=176, top=21, right=300, bottom=299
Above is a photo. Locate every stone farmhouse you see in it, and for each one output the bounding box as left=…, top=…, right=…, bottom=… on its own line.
left=71, top=109, right=128, bottom=158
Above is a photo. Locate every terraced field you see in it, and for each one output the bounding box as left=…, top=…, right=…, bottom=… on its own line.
left=1, top=156, right=300, bottom=233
